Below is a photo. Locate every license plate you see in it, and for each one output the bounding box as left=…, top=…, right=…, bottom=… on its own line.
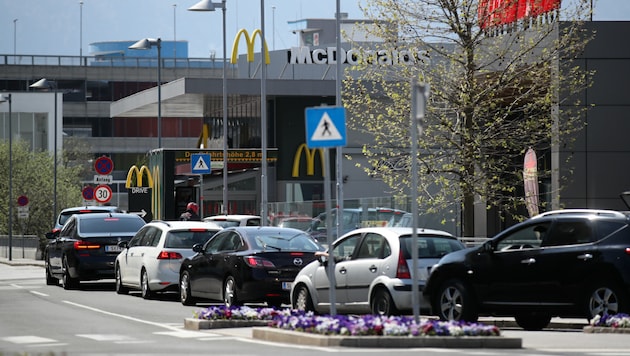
left=282, top=282, right=292, bottom=290
left=105, top=245, right=123, bottom=253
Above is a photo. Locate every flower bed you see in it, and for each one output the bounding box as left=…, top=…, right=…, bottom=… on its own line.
left=589, top=313, right=630, bottom=328
left=194, top=306, right=501, bottom=337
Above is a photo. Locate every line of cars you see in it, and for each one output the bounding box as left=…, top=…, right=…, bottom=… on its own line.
left=43, top=205, right=630, bottom=331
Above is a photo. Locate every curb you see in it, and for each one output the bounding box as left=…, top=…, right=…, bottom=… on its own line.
left=251, top=327, right=522, bottom=348
left=583, top=326, right=630, bottom=334
left=184, top=318, right=269, bottom=330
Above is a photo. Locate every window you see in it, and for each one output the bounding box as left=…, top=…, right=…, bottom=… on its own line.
left=497, top=223, right=549, bottom=251
left=544, top=221, right=592, bottom=247
left=333, top=234, right=361, bottom=261
left=356, top=233, right=387, bottom=259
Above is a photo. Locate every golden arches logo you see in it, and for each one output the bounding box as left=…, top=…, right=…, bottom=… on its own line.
left=125, top=165, right=154, bottom=188
left=292, top=144, right=325, bottom=178
left=231, top=28, right=270, bottom=65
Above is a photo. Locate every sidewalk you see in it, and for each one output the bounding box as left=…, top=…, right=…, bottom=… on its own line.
left=0, top=257, right=45, bottom=267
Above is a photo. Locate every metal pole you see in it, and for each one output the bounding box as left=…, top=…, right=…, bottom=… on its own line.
left=53, top=90, right=58, bottom=226
left=2, top=94, right=13, bottom=261
left=222, top=0, right=228, bottom=214
left=335, top=0, right=344, bottom=242
left=80, top=1, right=83, bottom=58
left=173, top=4, right=177, bottom=59
left=324, top=147, right=336, bottom=316
left=13, top=19, right=17, bottom=64
left=260, top=0, right=268, bottom=225
left=157, top=38, right=162, bottom=148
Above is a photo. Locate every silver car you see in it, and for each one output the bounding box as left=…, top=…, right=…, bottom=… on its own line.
left=290, top=227, right=465, bottom=315
left=115, top=220, right=222, bottom=299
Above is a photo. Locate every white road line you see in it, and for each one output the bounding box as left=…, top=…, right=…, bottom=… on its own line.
left=62, top=300, right=185, bottom=332
left=9, top=283, right=23, bottom=288
left=30, top=290, right=48, bottom=297
left=3, top=336, right=56, bottom=344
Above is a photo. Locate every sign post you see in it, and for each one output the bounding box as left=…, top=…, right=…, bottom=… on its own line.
left=305, top=105, right=346, bottom=316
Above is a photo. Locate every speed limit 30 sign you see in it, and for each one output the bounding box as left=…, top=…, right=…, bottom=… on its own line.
left=94, top=185, right=113, bottom=204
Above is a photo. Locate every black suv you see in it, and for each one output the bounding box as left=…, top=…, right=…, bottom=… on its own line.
left=44, top=212, right=146, bottom=289
left=423, top=209, right=630, bottom=330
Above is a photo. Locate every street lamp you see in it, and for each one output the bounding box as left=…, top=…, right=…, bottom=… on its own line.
left=0, top=94, right=13, bottom=261
left=129, top=38, right=162, bottom=148
left=30, top=78, right=60, bottom=226
left=188, top=0, right=229, bottom=215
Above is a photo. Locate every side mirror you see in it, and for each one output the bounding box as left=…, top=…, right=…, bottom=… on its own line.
left=192, top=243, right=203, bottom=253
left=481, top=240, right=495, bottom=253
left=118, top=241, right=129, bottom=249
left=45, top=229, right=59, bottom=239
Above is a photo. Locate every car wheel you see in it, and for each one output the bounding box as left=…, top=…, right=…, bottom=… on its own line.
left=141, top=268, right=153, bottom=300
left=293, top=284, right=315, bottom=312
left=62, top=256, right=78, bottom=290
left=45, top=257, right=58, bottom=286
left=115, top=266, right=128, bottom=295
left=434, top=279, right=478, bottom=322
left=514, top=313, right=552, bottom=331
left=180, top=271, right=196, bottom=306
left=588, top=284, right=627, bottom=319
left=371, top=287, right=399, bottom=316
left=223, top=276, right=240, bottom=308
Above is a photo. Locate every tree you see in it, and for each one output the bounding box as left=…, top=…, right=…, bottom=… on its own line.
left=344, top=0, right=593, bottom=236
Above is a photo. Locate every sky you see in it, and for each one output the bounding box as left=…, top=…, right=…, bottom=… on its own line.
left=0, top=0, right=628, bottom=58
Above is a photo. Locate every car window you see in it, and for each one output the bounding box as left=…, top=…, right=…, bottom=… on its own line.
left=140, top=227, right=160, bottom=247
left=543, top=221, right=592, bottom=247
left=79, top=217, right=145, bottom=234
left=204, top=232, right=227, bottom=254
left=497, top=223, right=549, bottom=251
left=252, top=231, right=322, bottom=252
left=166, top=230, right=217, bottom=248
left=401, top=236, right=463, bottom=258
left=355, top=233, right=387, bottom=259
left=246, top=218, right=261, bottom=226
left=595, top=221, right=626, bottom=241
left=129, top=227, right=148, bottom=247
left=332, top=234, right=361, bottom=261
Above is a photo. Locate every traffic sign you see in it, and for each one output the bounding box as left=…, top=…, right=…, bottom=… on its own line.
left=94, top=184, right=113, bottom=204
left=82, top=186, right=94, bottom=200
left=94, top=156, right=114, bottom=175
left=191, top=153, right=212, bottom=174
left=305, top=106, right=346, bottom=148
left=17, top=195, right=29, bottom=206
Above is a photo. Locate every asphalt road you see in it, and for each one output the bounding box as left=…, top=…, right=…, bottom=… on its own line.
left=2, top=259, right=630, bottom=355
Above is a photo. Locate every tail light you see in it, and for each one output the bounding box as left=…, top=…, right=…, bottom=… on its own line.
left=74, top=241, right=101, bottom=250
left=244, top=256, right=275, bottom=268
left=157, top=251, right=183, bottom=260
left=625, top=248, right=630, bottom=255
left=396, top=251, right=411, bottom=279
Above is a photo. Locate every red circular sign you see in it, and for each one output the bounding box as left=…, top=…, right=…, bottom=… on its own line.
left=94, top=185, right=113, bottom=204
left=82, top=186, right=95, bottom=201
left=17, top=195, right=29, bottom=206
left=94, top=156, right=114, bottom=175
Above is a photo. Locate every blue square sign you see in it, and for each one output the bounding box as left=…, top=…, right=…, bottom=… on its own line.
left=191, top=153, right=212, bottom=174
left=305, top=106, right=346, bottom=148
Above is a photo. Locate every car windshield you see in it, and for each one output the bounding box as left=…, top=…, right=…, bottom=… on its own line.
left=79, top=217, right=145, bottom=234
left=400, top=235, right=464, bottom=259
left=253, top=232, right=322, bottom=252
left=59, top=209, right=117, bottom=226
left=165, top=230, right=218, bottom=248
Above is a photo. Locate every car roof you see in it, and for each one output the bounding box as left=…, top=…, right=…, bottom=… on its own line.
left=204, top=214, right=260, bottom=220
left=60, top=205, right=121, bottom=213
left=72, top=212, right=138, bottom=220
left=338, top=226, right=455, bottom=239
left=146, top=220, right=223, bottom=230
left=530, top=209, right=629, bottom=220
left=221, top=226, right=306, bottom=234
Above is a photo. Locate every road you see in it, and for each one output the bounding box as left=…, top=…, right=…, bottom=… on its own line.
left=1, top=261, right=630, bottom=355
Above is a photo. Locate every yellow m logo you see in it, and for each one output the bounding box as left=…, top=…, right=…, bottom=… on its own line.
left=292, top=143, right=325, bottom=178
left=231, top=28, right=270, bottom=65
left=125, top=165, right=154, bottom=188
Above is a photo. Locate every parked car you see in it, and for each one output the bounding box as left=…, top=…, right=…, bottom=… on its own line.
left=203, top=215, right=261, bottom=227
left=114, top=220, right=223, bottom=299
left=44, top=212, right=146, bottom=289
left=276, top=216, right=314, bottom=231
left=308, top=208, right=408, bottom=243
left=423, top=209, right=630, bottom=330
left=290, top=227, right=465, bottom=315
left=179, top=226, right=324, bottom=307
left=51, top=205, right=122, bottom=233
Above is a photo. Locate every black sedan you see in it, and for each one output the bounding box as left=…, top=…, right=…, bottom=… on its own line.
left=179, top=226, right=324, bottom=308
left=44, top=212, right=146, bottom=289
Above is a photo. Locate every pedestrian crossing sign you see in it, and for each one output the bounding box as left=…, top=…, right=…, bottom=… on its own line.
left=305, top=106, right=346, bottom=148
left=191, top=153, right=212, bottom=174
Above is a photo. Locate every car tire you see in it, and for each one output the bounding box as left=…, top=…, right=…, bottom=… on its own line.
left=434, top=279, right=478, bottom=322
left=587, top=283, right=628, bottom=319
left=141, top=268, right=153, bottom=300
left=180, top=271, right=196, bottom=306
left=293, top=284, right=315, bottom=312
left=115, top=266, right=129, bottom=295
left=223, top=276, right=240, bottom=308
left=62, top=256, right=78, bottom=290
left=45, top=257, right=58, bottom=286
left=371, top=287, right=399, bottom=316
left=514, top=313, right=552, bottom=331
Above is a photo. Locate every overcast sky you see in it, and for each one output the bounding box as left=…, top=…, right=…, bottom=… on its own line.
left=0, top=0, right=627, bottom=58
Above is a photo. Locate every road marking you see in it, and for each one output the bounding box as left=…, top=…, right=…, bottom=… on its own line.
left=3, top=336, right=56, bottom=344
left=30, top=290, right=48, bottom=297
left=9, top=283, right=23, bottom=288
left=154, top=330, right=219, bottom=338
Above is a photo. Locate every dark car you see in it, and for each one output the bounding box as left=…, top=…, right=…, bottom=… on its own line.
left=51, top=205, right=122, bottom=234
left=179, top=226, right=324, bottom=308
left=423, top=209, right=630, bottom=330
left=45, top=212, right=146, bottom=289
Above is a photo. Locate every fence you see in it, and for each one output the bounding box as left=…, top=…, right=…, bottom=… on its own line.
left=0, top=235, right=40, bottom=260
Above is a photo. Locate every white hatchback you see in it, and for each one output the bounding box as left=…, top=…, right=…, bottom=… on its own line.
left=115, top=220, right=222, bottom=299
left=202, top=215, right=261, bottom=227
left=290, top=227, right=465, bottom=315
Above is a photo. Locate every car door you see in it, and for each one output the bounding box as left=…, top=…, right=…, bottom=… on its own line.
left=190, top=231, right=235, bottom=300
left=313, top=233, right=362, bottom=309
left=118, top=229, right=145, bottom=284
left=474, top=222, right=549, bottom=305
left=344, top=233, right=388, bottom=305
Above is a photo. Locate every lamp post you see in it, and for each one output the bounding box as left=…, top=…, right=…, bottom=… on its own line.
left=188, top=0, right=229, bottom=215
left=260, top=0, right=268, bottom=225
left=410, top=80, right=429, bottom=323
left=79, top=1, right=83, bottom=58
left=30, top=79, right=59, bottom=226
left=129, top=38, right=162, bottom=148
left=0, top=94, right=13, bottom=261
